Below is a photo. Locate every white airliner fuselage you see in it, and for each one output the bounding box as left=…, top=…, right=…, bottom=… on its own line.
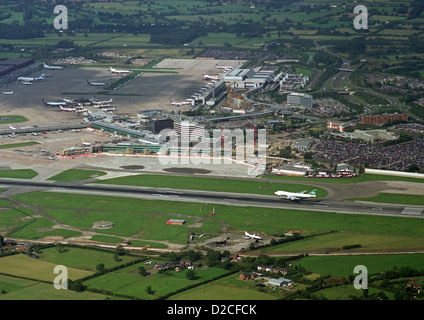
left=43, top=99, right=67, bottom=106
left=110, top=67, right=130, bottom=74
left=244, top=231, right=262, bottom=240
left=43, top=63, right=63, bottom=70
left=202, top=73, right=220, bottom=81
left=87, top=80, right=106, bottom=86
left=1, top=91, right=13, bottom=95
left=275, top=189, right=318, bottom=201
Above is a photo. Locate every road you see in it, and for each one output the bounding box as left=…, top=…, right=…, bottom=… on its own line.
left=1, top=178, right=423, bottom=219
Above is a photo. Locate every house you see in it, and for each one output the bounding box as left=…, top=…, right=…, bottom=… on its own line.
left=180, top=259, right=192, bottom=266
left=407, top=281, right=422, bottom=293
left=175, top=265, right=186, bottom=272
left=239, top=272, right=261, bottom=280
left=272, top=267, right=289, bottom=275
left=4, top=239, right=16, bottom=246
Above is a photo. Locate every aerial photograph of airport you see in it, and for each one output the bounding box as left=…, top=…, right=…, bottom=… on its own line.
left=0, top=0, right=423, bottom=308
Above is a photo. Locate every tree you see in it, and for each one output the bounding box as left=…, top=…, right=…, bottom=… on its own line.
left=138, top=266, right=147, bottom=276
left=145, top=285, right=154, bottom=295
left=186, top=270, right=196, bottom=280
left=96, top=263, right=105, bottom=272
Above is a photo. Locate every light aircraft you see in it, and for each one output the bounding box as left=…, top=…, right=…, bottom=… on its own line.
left=87, top=80, right=106, bottom=86
left=8, top=124, right=16, bottom=130
left=202, top=73, right=220, bottom=81
left=274, top=189, right=318, bottom=201
left=216, top=64, right=233, bottom=71
left=18, top=74, right=45, bottom=82
left=1, top=91, right=13, bottom=95
left=43, top=99, right=68, bottom=106
left=60, top=106, right=76, bottom=112
left=43, top=63, right=63, bottom=70
left=110, top=67, right=131, bottom=74
left=244, top=231, right=262, bottom=240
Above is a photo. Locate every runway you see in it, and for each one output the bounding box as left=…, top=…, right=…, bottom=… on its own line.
left=1, top=178, right=423, bottom=219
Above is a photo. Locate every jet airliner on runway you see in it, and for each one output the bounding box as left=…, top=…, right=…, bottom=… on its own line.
left=274, top=189, right=318, bottom=201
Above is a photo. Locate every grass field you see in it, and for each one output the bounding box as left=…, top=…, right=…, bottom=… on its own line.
left=96, top=174, right=328, bottom=198
left=168, top=272, right=278, bottom=300
left=0, top=169, right=38, bottom=179
left=262, top=231, right=424, bottom=254
left=264, top=173, right=424, bottom=184
left=84, top=263, right=230, bottom=300
left=349, top=193, right=424, bottom=206
left=314, top=285, right=394, bottom=300
left=11, top=192, right=424, bottom=247
left=38, top=247, right=138, bottom=272
left=0, top=142, right=40, bottom=150
left=0, top=275, right=107, bottom=300
left=0, top=115, right=28, bottom=124
left=47, top=169, right=107, bottom=182
left=0, top=254, right=92, bottom=282
left=291, top=254, right=424, bottom=278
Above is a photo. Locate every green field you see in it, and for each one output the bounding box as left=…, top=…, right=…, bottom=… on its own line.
left=168, top=272, right=279, bottom=300
left=10, top=192, right=424, bottom=250
left=263, top=231, right=424, bottom=254
left=96, top=174, right=328, bottom=198
left=48, top=169, right=107, bottom=182
left=0, top=254, right=92, bottom=282
left=291, top=254, right=424, bottom=278
left=0, top=169, right=38, bottom=179
left=265, top=173, right=424, bottom=184
left=84, top=263, right=230, bottom=300
left=0, top=275, right=107, bottom=300
left=0, top=142, right=40, bottom=150
left=349, top=193, right=424, bottom=206
left=0, top=115, right=28, bottom=124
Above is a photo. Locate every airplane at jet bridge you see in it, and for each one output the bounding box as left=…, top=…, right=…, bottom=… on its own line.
left=274, top=189, right=318, bottom=201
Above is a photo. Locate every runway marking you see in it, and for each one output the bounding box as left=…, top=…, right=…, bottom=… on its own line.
left=401, top=207, right=423, bottom=216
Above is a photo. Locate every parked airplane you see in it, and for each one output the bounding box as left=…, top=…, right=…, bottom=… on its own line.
left=216, top=64, right=233, bottom=71
left=110, top=67, right=131, bottom=74
left=87, top=80, right=106, bottom=86
left=43, top=99, right=68, bottom=106
left=244, top=231, right=262, bottom=240
left=202, top=73, right=220, bottom=81
left=1, top=91, right=13, bottom=95
left=18, top=75, right=45, bottom=82
left=60, top=106, right=76, bottom=112
left=8, top=124, right=16, bottom=130
left=62, top=98, right=74, bottom=103
left=91, top=98, right=113, bottom=105
left=170, top=100, right=191, bottom=106
left=99, top=106, right=116, bottom=112
left=43, top=63, right=63, bottom=70
left=274, top=189, right=318, bottom=201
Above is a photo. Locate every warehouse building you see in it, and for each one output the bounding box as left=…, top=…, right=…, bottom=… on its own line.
left=0, top=65, right=14, bottom=76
